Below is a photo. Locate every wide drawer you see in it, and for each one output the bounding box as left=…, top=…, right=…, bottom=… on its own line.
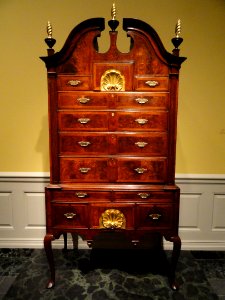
left=58, top=111, right=109, bottom=131
left=51, top=203, right=89, bottom=229
left=50, top=190, right=111, bottom=202
left=90, top=203, right=135, bottom=229
left=57, top=75, right=91, bottom=91
left=136, top=203, right=174, bottom=230
left=59, top=132, right=167, bottom=156
left=117, top=157, right=167, bottom=183
left=134, top=77, right=169, bottom=91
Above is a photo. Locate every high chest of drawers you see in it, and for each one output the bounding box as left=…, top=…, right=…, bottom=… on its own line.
left=41, top=16, right=186, bottom=290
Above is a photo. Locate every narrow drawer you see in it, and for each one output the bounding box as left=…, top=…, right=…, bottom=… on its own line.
left=116, top=92, right=168, bottom=109
left=136, top=203, right=174, bottom=230
left=58, top=111, right=109, bottom=131
left=90, top=203, right=135, bottom=229
left=50, top=190, right=111, bottom=202
left=58, top=91, right=110, bottom=109
left=117, top=133, right=167, bottom=156
left=59, top=132, right=109, bottom=155
left=51, top=203, right=89, bottom=229
left=117, top=158, right=167, bottom=183
left=135, top=77, right=169, bottom=91
left=117, top=111, right=168, bottom=131
left=114, top=191, right=173, bottom=202
left=60, top=158, right=109, bottom=183
left=57, top=76, right=91, bottom=91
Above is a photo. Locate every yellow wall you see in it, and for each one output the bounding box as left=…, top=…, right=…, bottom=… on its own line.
left=0, top=0, right=225, bottom=174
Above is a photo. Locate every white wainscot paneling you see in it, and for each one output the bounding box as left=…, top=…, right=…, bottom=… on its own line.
left=179, top=193, right=201, bottom=230
left=0, top=192, right=13, bottom=228
left=24, top=192, right=46, bottom=229
left=212, top=194, right=225, bottom=230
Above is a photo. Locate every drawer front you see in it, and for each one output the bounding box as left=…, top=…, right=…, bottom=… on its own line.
left=60, top=158, right=109, bottom=182
left=117, top=158, right=167, bottom=183
left=116, top=92, right=168, bottom=109
left=58, top=112, right=108, bottom=131
left=57, top=76, right=91, bottom=91
left=51, top=203, right=89, bottom=228
left=117, top=133, right=167, bottom=156
left=117, top=111, right=168, bottom=131
left=136, top=204, right=174, bottom=230
left=135, top=77, right=169, bottom=91
left=50, top=190, right=111, bottom=202
left=90, top=203, right=135, bottom=229
left=114, top=191, right=173, bottom=202
left=58, top=92, right=110, bottom=109
left=59, top=133, right=109, bottom=155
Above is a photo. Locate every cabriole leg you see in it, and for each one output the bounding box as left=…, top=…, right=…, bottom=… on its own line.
left=166, top=235, right=181, bottom=290
left=44, top=234, right=55, bottom=289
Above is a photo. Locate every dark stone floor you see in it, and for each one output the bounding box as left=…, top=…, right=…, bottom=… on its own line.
left=0, top=248, right=225, bottom=299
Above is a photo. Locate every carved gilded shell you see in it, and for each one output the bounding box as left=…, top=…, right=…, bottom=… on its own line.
left=99, top=209, right=126, bottom=229
left=100, top=69, right=125, bottom=91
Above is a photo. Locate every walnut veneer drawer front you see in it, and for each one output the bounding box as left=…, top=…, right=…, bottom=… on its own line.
left=57, top=76, right=91, bottom=91
left=135, top=77, right=169, bottom=91
left=51, top=203, right=88, bottom=229
left=117, top=111, right=168, bottom=131
left=116, top=93, right=168, bottom=109
left=117, top=133, right=167, bottom=156
left=50, top=190, right=111, bottom=202
left=58, top=92, right=110, bottom=109
left=136, top=204, right=174, bottom=230
left=90, top=203, right=135, bottom=229
left=60, top=158, right=109, bottom=182
left=59, top=133, right=109, bottom=155
left=114, top=191, right=173, bottom=202
left=58, top=112, right=108, bottom=131
left=117, top=158, right=167, bottom=183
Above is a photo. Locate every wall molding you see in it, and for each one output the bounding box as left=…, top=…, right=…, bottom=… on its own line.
left=0, top=173, right=225, bottom=250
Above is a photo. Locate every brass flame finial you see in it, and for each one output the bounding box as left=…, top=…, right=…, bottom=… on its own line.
left=47, top=21, right=52, bottom=38
left=175, top=19, right=181, bottom=38
left=111, top=3, right=116, bottom=20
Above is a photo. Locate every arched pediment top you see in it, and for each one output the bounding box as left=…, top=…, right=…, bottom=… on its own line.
left=123, top=18, right=186, bottom=66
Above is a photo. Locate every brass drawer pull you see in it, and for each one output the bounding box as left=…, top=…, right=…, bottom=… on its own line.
left=64, top=212, right=76, bottom=219
left=145, top=80, right=159, bottom=87
left=135, top=141, right=148, bottom=148
left=135, top=98, right=149, bottom=104
left=75, top=192, right=88, bottom=198
left=77, top=118, right=90, bottom=124
left=134, top=168, right=147, bottom=174
left=149, top=213, right=161, bottom=220
left=78, top=141, right=91, bottom=147
left=138, top=193, right=150, bottom=199
left=135, top=118, right=148, bottom=125
left=77, top=97, right=90, bottom=104
left=79, top=167, right=91, bottom=173
left=67, top=80, right=81, bottom=86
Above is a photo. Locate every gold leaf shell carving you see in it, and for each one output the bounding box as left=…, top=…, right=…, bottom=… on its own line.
left=99, top=209, right=126, bottom=229
left=100, top=69, right=125, bottom=91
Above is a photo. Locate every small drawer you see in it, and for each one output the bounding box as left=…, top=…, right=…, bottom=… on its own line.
left=117, top=111, right=168, bottom=132
left=60, top=158, right=109, bottom=183
left=57, top=76, right=91, bottom=91
left=136, top=204, right=174, bottom=230
left=116, top=92, right=169, bottom=109
left=114, top=191, right=173, bottom=202
left=58, top=111, right=109, bottom=131
left=117, top=158, right=167, bottom=183
left=51, top=203, right=89, bottom=229
left=50, top=190, right=111, bottom=202
left=59, top=132, right=109, bottom=155
left=58, top=91, right=110, bottom=109
left=135, top=77, right=169, bottom=91
left=90, top=203, right=135, bottom=229
left=117, top=132, right=167, bottom=156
